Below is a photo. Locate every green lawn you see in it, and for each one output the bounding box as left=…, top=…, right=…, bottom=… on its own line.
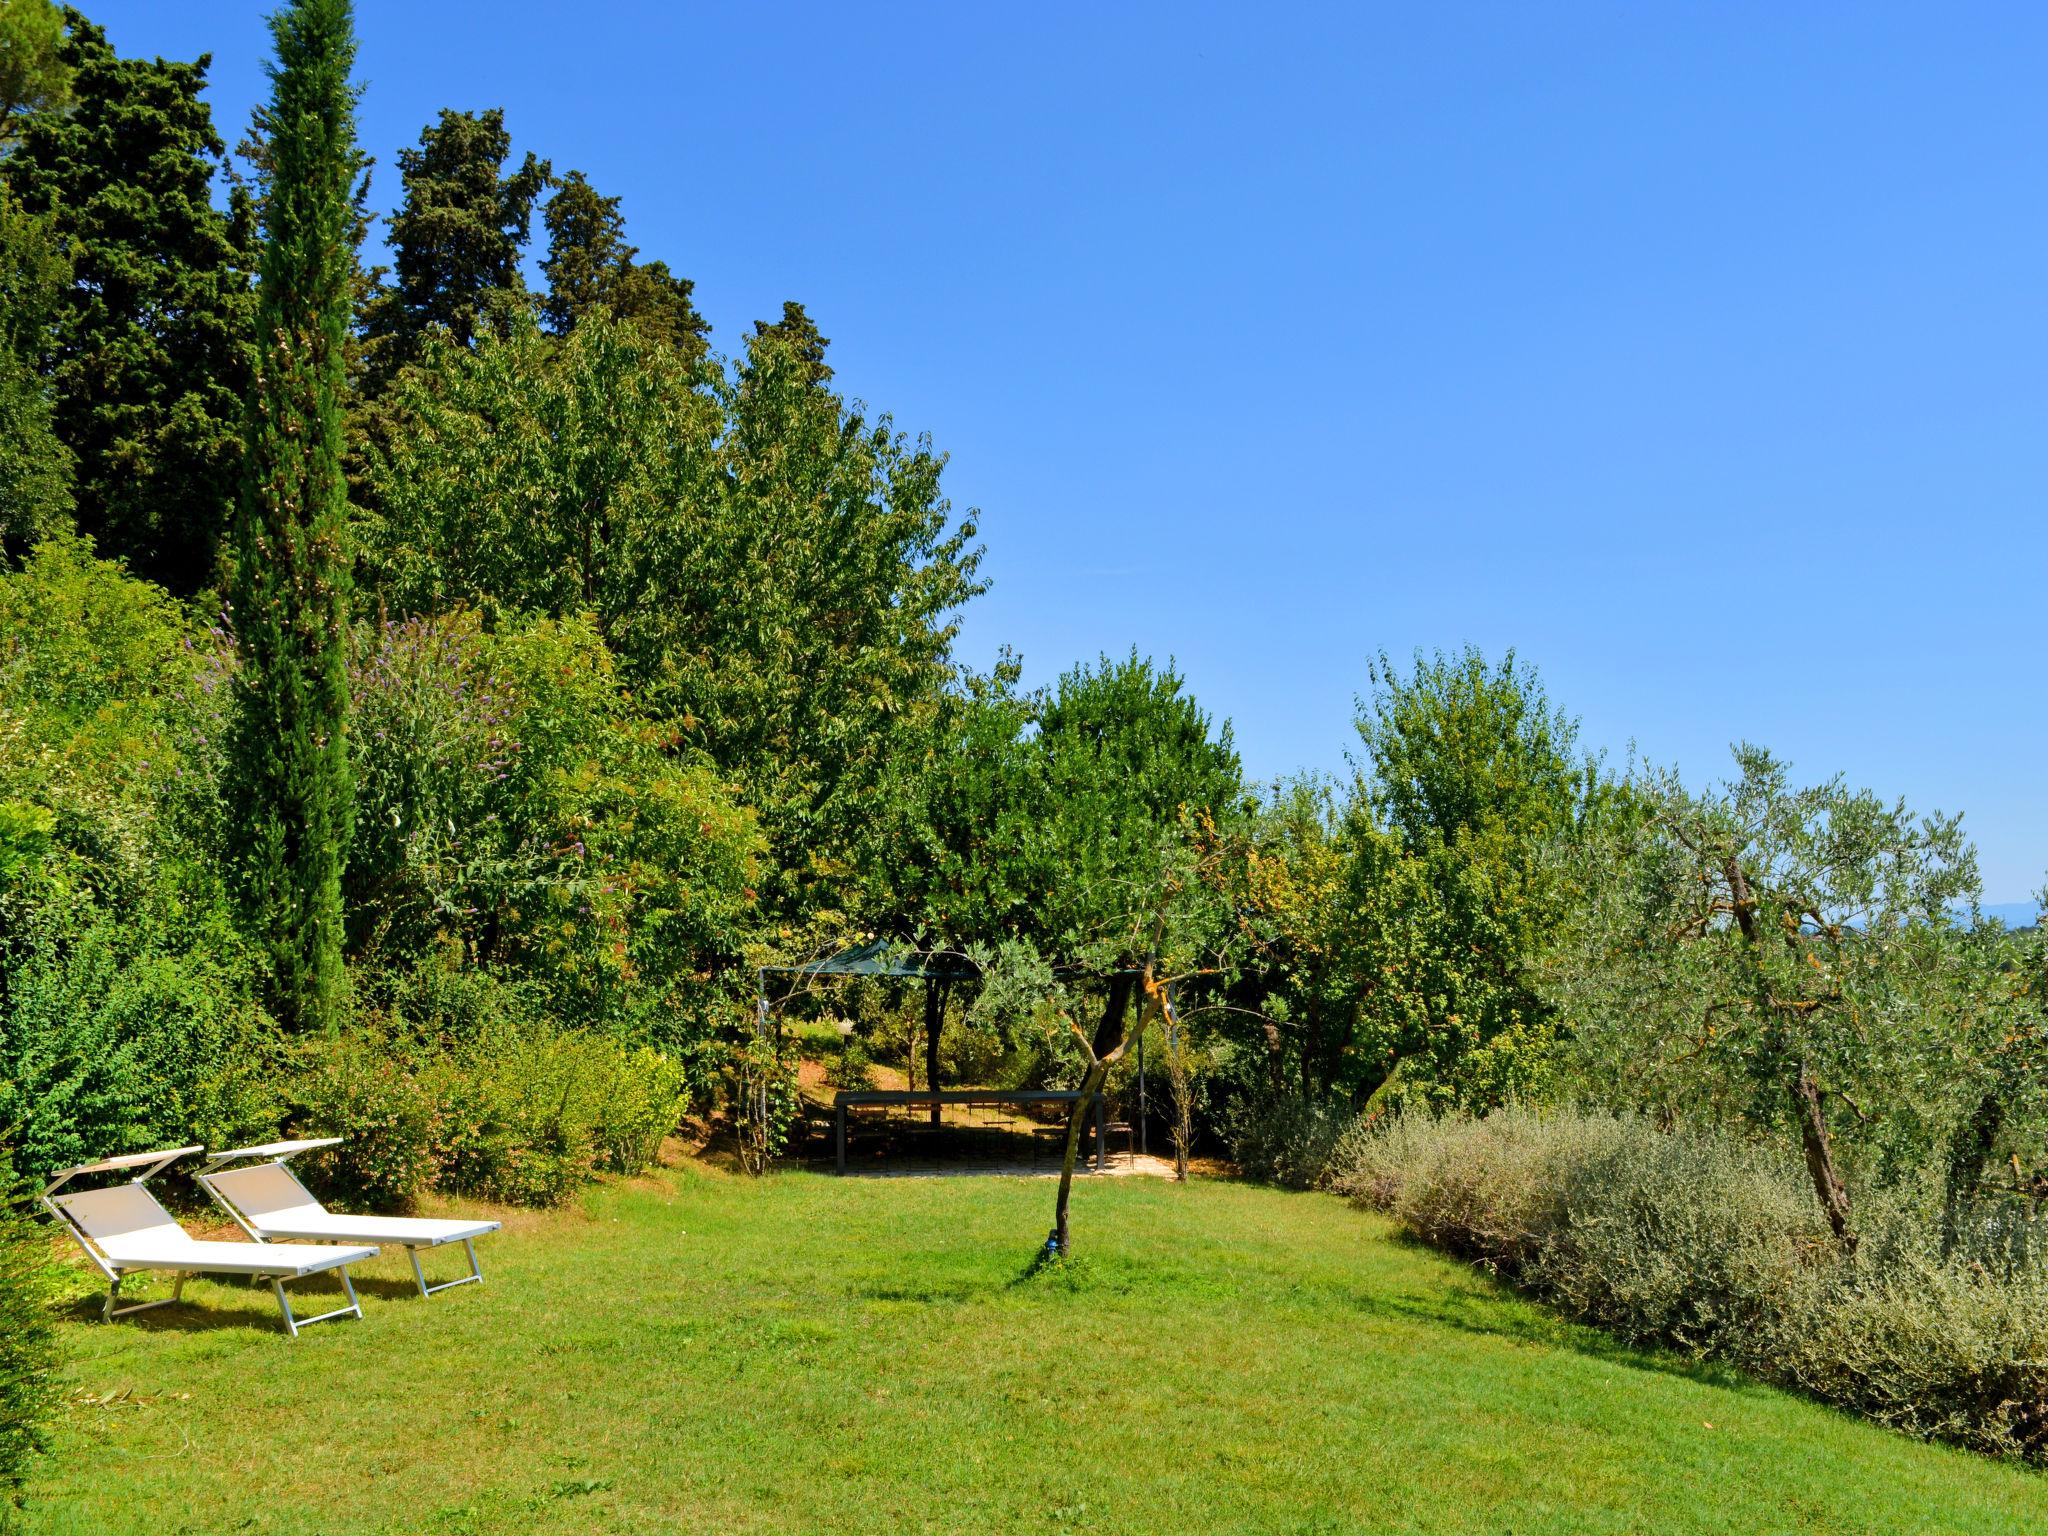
left=21, top=1164, right=2048, bottom=1535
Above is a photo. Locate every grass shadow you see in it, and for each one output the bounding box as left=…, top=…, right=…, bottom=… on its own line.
left=1352, top=1233, right=1760, bottom=1392
left=57, top=1269, right=372, bottom=1335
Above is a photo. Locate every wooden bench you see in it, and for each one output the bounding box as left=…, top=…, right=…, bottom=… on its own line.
left=833, top=1089, right=1107, bottom=1174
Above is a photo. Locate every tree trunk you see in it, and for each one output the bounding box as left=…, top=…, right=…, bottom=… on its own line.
left=1092, top=974, right=1134, bottom=1059
left=1791, top=1062, right=1856, bottom=1251
left=1942, top=1089, right=2006, bottom=1257
left=1053, top=1058, right=1111, bottom=1256
left=1164, top=1015, right=1193, bottom=1182
left=1049, top=976, right=1141, bottom=1257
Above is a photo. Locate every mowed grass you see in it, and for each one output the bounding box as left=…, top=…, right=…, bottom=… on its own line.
left=21, top=1166, right=2048, bottom=1535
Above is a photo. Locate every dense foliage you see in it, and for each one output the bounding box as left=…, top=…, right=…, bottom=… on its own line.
left=3, top=0, right=2046, bottom=1484
left=0, top=186, right=71, bottom=551
left=2, top=10, right=252, bottom=593
left=366, top=303, right=982, bottom=922
left=0, top=1146, right=58, bottom=1501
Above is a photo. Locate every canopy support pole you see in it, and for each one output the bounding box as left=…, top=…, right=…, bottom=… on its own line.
left=924, top=978, right=944, bottom=1126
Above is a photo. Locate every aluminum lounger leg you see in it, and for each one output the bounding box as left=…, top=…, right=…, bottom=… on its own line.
left=103, top=1271, right=186, bottom=1322
left=271, top=1266, right=364, bottom=1338
left=409, top=1239, right=485, bottom=1298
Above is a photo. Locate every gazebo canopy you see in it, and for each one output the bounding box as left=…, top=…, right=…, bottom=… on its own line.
left=759, top=937, right=978, bottom=982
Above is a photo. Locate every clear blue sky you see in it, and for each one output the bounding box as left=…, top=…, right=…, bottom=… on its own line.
left=94, top=1, right=2048, bottom=906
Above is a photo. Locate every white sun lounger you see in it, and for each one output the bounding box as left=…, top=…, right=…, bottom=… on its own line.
left=41, top=1146, right=376, bottom=1336
left=197, top=1139, right=501, bottom=1299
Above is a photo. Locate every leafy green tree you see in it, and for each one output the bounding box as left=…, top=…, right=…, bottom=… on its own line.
left=715, top=304, right=982, bottom=917
left=346, top=611, right=762, bottom=1048
left=540, top=169, right=707, bottom=362
left=1039, top=800, right=1242, bottom=1255
left=886, top=649, right=1241, bottom=958
left=1030, top=651, right=1245, bottom=977
left=0, top=0, right=68, bottom=147
left=0, top=535, right=276, bottom=1183
left=876, top=651, right=1045, bottom=948
left=0, top=186, right=70, bottom=551
left=1344, top=648, right=1596, bottom=1108
left=364, top=309, right=720, bottom=637
left=1543, top=746, right=1985, bottom=1248
left=367, top=304, right=983, bottom=925
left=1223, top=775, right=1362, bottom=1098
left=359, top=106, right=548, bottom=384
left=2, top=9, right=252, bottom=594
left=229, top=0, right=360, bottom=1033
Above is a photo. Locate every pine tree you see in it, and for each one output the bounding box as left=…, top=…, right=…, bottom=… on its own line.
left=0, top=187, right=72, bottom=552
left=540, top=170, right=707, bottom=363
left=2, top=10, right=252, bottom=595
left=0, top=0, right=70, bottom=146
left=230, top=0, right=360, bottom=1033
left=747, top=301, right=833, bottom=388
left=359, top=107, right=547, bottom=385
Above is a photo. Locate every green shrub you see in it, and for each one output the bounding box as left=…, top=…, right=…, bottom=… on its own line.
left=344, top=612, right=762, bottom=1055
left=440, top=1026, right=598, bottom=1207
left=289, top=1026, right=445, bottom=1210
left=1225, top=1092, right=1360, bottom=1189
left=0, top=535, right=278, bottom=1186
left=1763, top=1253, right=2048, bottom=1455
left=0, top=880, right=279, bottom=1184
left=1332, top=1106, right=2048, bottom=1461
left=590, top=1044, right=688, bottom=1176
left=0, top=1147, right=60, bottom=1501
left=824, top=1034, right=873, bottom=1091
left=287, top=1000, right=687, bottom=1210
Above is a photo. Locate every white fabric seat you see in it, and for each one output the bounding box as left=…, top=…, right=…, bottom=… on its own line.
left=42, top=1150, right=374, bottom=1336
left=199, top=1143, right=500, bottom=1299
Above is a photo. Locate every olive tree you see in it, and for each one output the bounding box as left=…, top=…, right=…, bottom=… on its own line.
left=1544, top=744, right=1987, bottom=1249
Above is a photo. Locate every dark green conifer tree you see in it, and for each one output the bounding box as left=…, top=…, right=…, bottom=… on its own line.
left=540, top=170, right=707, bottom=363
left=358, top=107, right=547, bottom=386
left=0, top=188, right=72, bottom=552
left=230, top=0, right=360, bottom=1033
left=746, top=300, right=833, bottom=388
left=2, top=10, right=252, bottom=594
left=0, top=0, right=70, bottom=146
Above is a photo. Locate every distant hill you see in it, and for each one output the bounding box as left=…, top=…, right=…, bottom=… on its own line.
left=1980, top=901, right=2042, bottom=931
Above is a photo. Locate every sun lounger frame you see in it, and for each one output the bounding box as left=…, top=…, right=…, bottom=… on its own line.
left=197, top=1139, right=490, bottom=1299
left=40, top=1146, right=369, bottom=1337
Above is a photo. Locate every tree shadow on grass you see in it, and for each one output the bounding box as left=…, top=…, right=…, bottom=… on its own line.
left=1347, top=1233, right=1760, bottom=1394
left=848, top=1242, right=1110, bottom=1304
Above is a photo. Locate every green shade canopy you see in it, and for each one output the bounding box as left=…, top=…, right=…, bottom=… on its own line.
left=759, top=937, right=978, bottom=981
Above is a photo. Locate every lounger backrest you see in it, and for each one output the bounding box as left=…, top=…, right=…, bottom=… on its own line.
left=52, top=1184, right=193, bottom=1250
left=206, top=1163, right=325, bottom=1223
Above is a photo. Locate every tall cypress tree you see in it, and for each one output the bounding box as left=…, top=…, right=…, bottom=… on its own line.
left=230, top=0, right=359, bottom=1033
